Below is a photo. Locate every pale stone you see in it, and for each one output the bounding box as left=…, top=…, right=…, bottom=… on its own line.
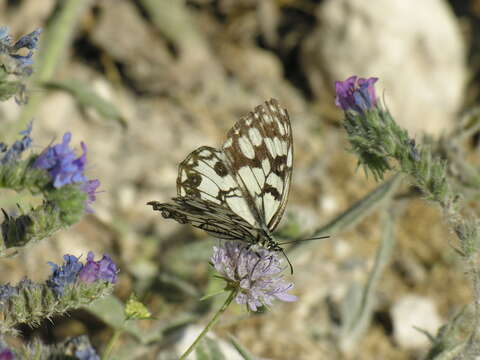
left=391, top=294, right=442, bottom=349
left=302, top=0, right=466, bottom=136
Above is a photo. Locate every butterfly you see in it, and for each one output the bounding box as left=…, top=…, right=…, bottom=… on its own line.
left=148, top=99, right=295, bottom=272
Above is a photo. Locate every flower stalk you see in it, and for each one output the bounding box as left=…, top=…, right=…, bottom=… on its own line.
left=179, top=289, right=237, bottom=360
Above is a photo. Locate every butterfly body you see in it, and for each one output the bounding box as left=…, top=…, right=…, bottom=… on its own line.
left=148, top=99, right=293, bottom=265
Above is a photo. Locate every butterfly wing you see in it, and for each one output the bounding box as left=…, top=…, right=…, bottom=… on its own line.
left=148, top=197, right=259, bottom=241
left=149, top=99, right=292, bottom=241
left=176, top=146, right=260, bottom=228
left=222, top=99, right=293, bottom=232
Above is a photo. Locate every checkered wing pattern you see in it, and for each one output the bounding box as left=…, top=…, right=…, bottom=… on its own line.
left=222, top=99, right=293, bottom=231
left=148, top=197, right=258, bottom=241
left=148, top=99, right=293, bottom=243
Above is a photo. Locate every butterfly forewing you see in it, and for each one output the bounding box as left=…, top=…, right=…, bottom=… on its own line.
left=222, top=99, right=293, bottom=231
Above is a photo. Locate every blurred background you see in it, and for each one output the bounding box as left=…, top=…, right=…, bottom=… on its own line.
left=1, top=0, right=480, bottom=359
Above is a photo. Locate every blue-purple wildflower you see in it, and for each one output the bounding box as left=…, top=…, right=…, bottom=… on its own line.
left=0, top=27, right=42, bottom=74
left=335, top=76, right=378, bottom=113
left=33, top=132, right=101, bottom=210
left=78, top=252, right=118, bottom=284
left=211, top=241, right=297, bottom=312
left=75, top=346, right=100, bottom=360
left=47, top=252, right=118, bottom=296
left=0, top=339, right=14, bottom=360
left=0, top=122, right=33, bottom=165
left=0, top=349, right=14, bottom=360
left=47, top=254, right=84, bottom=296
left=33, top=132, right=87, bottom=188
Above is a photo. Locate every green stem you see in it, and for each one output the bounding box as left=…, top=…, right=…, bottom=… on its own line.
left=102, top=327, right=123, bottom=360
left=179, top=290, right=237, bottom=360
left=290, top=173, right=403, bottom=260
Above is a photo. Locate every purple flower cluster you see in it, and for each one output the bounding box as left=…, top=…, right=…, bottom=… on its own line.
left=47, top=252, right=117, bottom=296
left=0, top=27, right=42, bottom=74
left=211, top=241, right=297, bottom=312
left=33, top=132, right=100, bottom=210
left=78, top=252, right=118, bottom=284
left=75, top=346, right=100, bottom=360
left=0, top=123, right=32, bottom=165
left=0, top=348, right=14, bottom=360
left=335, top=76, right=378, bottom=113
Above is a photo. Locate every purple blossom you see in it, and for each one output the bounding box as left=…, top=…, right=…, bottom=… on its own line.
left=0, top=27, right=42, bottom=74
left=47, top=254, right=84, bottom=296
left=0, top=349, right=14, bottom=360
left=211, top=241, right=297, bottom=312
left=75, top=346, right=100, bottom=360
left=78, top=252, right=118, bottom=284
left=0, top=339, right=15, bottom=360
left=33, top=132, right=88, bottom=188
left=47, top=252, right=117, bottom=296
left=335, top=76, right=378, bottom=113
left=32, top=132, right=101, bottom=210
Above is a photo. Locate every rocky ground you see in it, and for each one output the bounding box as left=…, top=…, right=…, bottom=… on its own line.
left=1, top=1, right=480, bottom=359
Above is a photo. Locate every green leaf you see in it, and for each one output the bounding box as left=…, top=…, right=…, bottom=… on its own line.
left=228, top=335, right=256, bottom=360
left=45, top=79, right=127, bottom=127
left=125, top=293, right=152, bottom=320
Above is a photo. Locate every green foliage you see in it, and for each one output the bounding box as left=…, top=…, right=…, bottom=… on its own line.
left=0, top=280, right=115, bottom=335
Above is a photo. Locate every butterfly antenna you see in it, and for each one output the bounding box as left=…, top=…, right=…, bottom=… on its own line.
left=280, top=248, right=294, bottom=275
left=278, top=235, right=330, bottom=245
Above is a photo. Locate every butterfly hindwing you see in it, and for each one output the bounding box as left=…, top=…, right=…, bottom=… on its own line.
left=176, top=146, right=259, bottom=227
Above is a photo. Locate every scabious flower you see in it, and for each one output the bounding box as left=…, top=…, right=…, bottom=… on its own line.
left=78, top=252, right=118, bottom=284
left=47, top=254, right=84, bottom=296
left=32, top=132, right=101, bottom=210
left=211, top=241, right=297, bottom=312
left=335, top=76, right=378, bottom=113
left=0, top=122, right=32, bottom=165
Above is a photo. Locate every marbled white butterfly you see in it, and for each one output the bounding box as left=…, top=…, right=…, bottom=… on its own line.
left=148, top=99, right=295, bottom=271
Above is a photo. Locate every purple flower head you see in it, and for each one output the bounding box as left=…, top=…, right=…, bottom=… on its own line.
left=335, top=76, right=378, bottom=113
left=33, top=132, right=88, bottom=188
left=0, top=27, right=42, bottom=74
left=78, top=252, right=118, bottom=284
left=0, top=339, right=14, bottom=360
left=47, top=254, right=83, bottom=296
left=0, top=122, right=33, bottom=165
left=12, top=28, right=42, bottom=51
left=75, top=346, right=100, bottom=360
left=211, top=241, right=297, bottom=312
left=0, top=349, right=14, bottom=360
